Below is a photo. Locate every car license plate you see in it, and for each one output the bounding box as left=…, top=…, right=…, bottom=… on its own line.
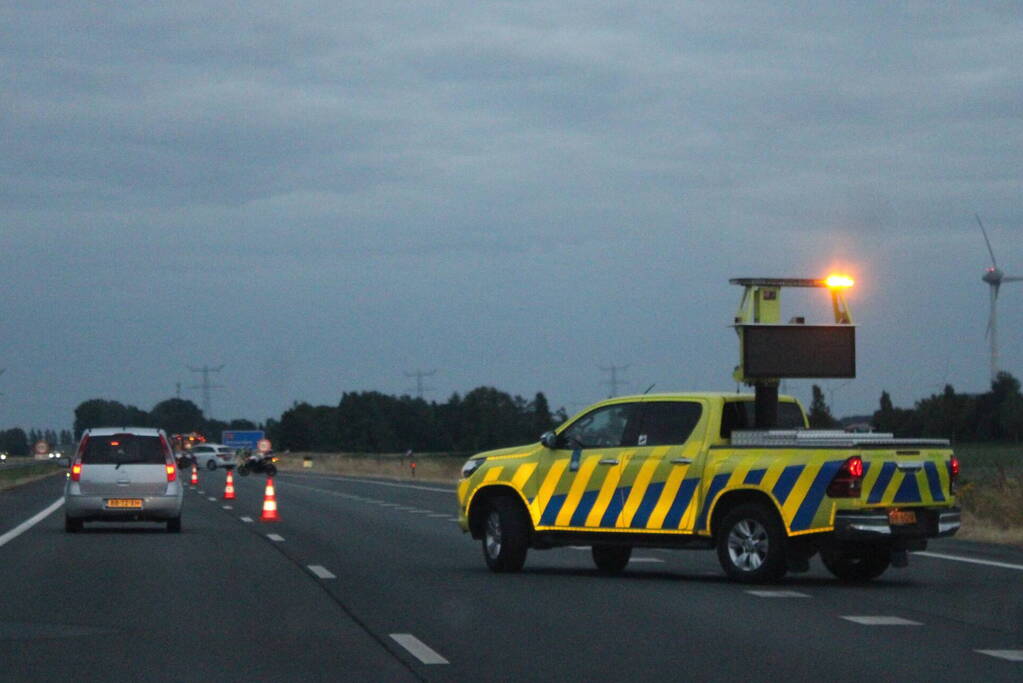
left=107, top=498, right=143, bottom=509
left=888, top=509, right=916, bottom=526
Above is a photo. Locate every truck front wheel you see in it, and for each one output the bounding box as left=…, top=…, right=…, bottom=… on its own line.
left=482, top=497, right=530, bottom=573
left=821, top=547, right=891, bottom=582
left=716, top=503, right=787, bottom=583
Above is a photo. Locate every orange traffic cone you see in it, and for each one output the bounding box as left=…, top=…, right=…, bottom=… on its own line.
left=223, top=469, right=236, bottom=500
left=260, top=477, right=279, bottom=522
left=190, top=465, right=199, bottom=486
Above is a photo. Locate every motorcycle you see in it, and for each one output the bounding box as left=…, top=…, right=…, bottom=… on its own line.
left=237, top=451, right=278, bottom=477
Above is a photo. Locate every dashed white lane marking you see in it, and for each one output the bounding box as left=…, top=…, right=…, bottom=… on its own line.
left=427, top=513, right=449, bottom=518
left=841, top=616, right=921, bottom=626
left=266, top=534, right=285, bottom=542
left=747, top=590, right=810, bottom=598
left=448, top=518, right=460, bottom=522
left=0, top=498, right=63, bottom=549
left=222, top=505, right=233, bottom=510
left=240, top=516, right=254, bottom=523
left=207, top=497, right=216, bottom=501
left=916, top=551, right=1023, bottom=572
left=389, top=634, right=449, bottom=665
left=308, top=565, right=336, bottom=579
left=976, top=650, right=1023, bottom=662
left=630, top=557, right=665, bottom=564
left=197, top=490, right=205, bottom=494
left=570, top=546, right=588, bottom=550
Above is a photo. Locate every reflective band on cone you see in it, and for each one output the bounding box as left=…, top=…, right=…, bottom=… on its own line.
left=260, top=477, right=280, bottom=522
left=224, top=470, right=236, bottom=500
left=190, top=466, right=199, bottom=486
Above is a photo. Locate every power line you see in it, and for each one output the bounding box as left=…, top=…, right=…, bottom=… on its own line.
left=188, top=364, right=224, bottom=419
left=599, top=364, right=630, bottom=397
left=404, top=369, right=437, bottom=399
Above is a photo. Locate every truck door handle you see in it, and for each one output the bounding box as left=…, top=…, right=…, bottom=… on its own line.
left=598, top=458, right=619, bottom=466
left=669, top=458, right=693, bottom=465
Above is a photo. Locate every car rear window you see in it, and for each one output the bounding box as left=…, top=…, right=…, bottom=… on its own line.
left=81, top=434, right=167, bottom=465
left=720, top=400, right=806, bottom=438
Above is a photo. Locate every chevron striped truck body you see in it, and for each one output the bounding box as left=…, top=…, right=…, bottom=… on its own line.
left=458, top=393, right=960, bottom=582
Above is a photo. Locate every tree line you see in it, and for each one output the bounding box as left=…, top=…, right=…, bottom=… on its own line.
left=59, top=387, right=561, bottom=455
left=805, top=371, right=1023, bottom=441
left=10, top=372, right=1021, bottom=456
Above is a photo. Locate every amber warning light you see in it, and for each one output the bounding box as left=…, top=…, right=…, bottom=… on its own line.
left=824, top=274, right=854, bottom=289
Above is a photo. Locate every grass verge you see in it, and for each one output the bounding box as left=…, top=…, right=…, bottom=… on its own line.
left=276, top=452, right=463, bottom=485
left=0, top=461, right=66, bottom=492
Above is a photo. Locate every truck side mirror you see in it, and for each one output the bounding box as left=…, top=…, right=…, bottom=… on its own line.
left=540, top=431, right=558, bottom=449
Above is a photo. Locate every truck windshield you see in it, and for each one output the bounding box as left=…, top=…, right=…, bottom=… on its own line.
left=720, top=401, right=805, bottom=438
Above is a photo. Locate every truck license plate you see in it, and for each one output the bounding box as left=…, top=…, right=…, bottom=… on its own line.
left=107, top=499, right=143, bottom=509
left=888, top=509, right=916, bottom=526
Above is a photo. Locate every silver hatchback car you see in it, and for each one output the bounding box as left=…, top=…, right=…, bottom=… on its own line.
left=65, top=427, right=184, bottom=532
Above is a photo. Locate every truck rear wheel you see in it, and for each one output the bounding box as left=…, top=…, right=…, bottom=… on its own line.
left=592, top=545, right=632, bottom=573
left=482, top=497, right=530, bottom=573
left=716, top=503, right=787, bottom=583
left=821, top=547, right=890, bottom=582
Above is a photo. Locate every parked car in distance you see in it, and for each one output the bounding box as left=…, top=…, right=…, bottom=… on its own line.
left=65, top=427, right=183, bottom=533
left=189, top=443, right=236, bottom=470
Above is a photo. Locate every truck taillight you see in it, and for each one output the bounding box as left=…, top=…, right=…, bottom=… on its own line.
left=949, top=454, right=960, bottom=494
left=70, top=463, right=82, bottom=482
left=827, top=455, right=864, bottom=498
left=166, top=465, right=177, bottom=483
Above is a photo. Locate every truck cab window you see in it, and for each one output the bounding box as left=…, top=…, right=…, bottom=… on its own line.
left=560, top=403, right=638, bottom=448
left=720, top=400, right=806, bottom=438
left=636, top=402, right=703, bottom=446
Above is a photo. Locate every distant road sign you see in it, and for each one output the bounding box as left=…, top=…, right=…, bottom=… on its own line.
left=34, top=440, right=49, bottom=455
left=222, top=430, right=265, bottom=450
left=257, top=439, right=272, bottom=453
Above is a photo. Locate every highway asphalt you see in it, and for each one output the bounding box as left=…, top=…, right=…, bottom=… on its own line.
left=1, top=470, right=1021, bottom=681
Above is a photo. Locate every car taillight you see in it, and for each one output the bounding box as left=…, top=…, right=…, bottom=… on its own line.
left=949, top=454, right=960, bottom=493
left=166, top=464, right=177, bottom=482
left=827, top=455, right=864, bottom=498
left=71, top=463, right=82, bottom=482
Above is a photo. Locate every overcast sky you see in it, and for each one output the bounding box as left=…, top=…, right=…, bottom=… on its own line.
left=2, top=2, right=1021, bottom=434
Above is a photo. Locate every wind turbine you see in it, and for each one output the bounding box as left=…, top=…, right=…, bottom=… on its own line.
left=976, top=214, right=1023, bottom=384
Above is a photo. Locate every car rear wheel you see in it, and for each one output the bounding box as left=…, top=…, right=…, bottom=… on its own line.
left=166, top=517, right=181, bottom=533
left=716, top=503, right=787, bottom=583
left=482, top=497, right=530, bottom=573
left=591, top=544, right=631, bottom=573
left=206, top=460, right=217, bottom=471
left=821, top=547, right=890, bottom=581
left=265, top=463, right=277, bottom=476
left=238, top=464, right=249, bottom=476
left=65, top=516, right=83, bottom=533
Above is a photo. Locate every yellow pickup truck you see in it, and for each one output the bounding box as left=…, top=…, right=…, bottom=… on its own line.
left=457, top=392, right=960, bottom=582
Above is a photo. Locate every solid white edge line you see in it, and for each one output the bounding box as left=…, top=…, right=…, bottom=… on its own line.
left=746, top=590, right=810, bottom=598
left=915, top=551, right=1023, bottom=572
left=389, top=633, right=449, bottom=665
left=841, top=616, right=921, bottom=626
left=975, top=650, right=1023, bottom=662
left=308, top=564, right=336, bottom=579
left=0, top=498, right=64, bottom=549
